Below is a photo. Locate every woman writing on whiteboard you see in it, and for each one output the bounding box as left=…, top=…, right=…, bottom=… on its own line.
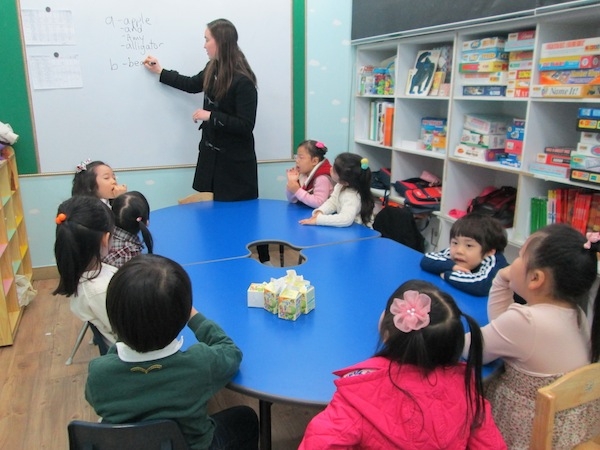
left=143, top=18, right=258, bottom=202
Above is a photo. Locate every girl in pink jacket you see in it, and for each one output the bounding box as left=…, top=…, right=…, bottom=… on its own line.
left=300, top=279, right=506, bottom=449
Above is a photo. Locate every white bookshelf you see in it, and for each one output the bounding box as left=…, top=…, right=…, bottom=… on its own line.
left=351, top=4, right=600, bottom=258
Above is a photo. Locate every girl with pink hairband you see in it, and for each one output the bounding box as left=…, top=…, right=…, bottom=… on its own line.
left=300, top=279, right=505, bottom=449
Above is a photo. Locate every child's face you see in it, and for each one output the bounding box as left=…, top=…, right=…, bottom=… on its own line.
left=94, top=165, right=118, bottom=200
left=295, top=145, right=319, bottom=175
left=449, top=236, right=494, bottom=271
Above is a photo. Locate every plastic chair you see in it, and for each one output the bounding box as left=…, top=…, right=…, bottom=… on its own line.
left=531, top=362, right=600, bottom=449
left=178, top=192, right=214, bottom=204
left=68, top=419, right=189, bottom=450
left=66, top=322, right=110, bottom=365
left=65, top=322, right=90, bottom=365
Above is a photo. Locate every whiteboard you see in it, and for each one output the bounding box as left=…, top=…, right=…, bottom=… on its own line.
left=19, top=0, right=292, bottom=172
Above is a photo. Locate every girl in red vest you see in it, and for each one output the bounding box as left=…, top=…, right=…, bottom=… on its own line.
left=286, top=140, right=334, bottom=208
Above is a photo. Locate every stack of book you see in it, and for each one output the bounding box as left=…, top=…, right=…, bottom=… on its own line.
left=500, top=118, right=526, bottom=168
left=570, top=107, right=600, bottom=185
left=505, top=30, right=535, bottom=98
left=454, top=114, right=510, bottom=161
left=529, top=146, right=573, bottom=179
left=530, top=188, right=600, bottom=234
left=532, top=37, right=600, bottom=98
left=368, top=100, right=394, bottom=146
left=459, top=36, right=509, bottom=97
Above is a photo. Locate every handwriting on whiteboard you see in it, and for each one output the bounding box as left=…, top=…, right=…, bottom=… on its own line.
left=104, top=13, right=164, bottom=71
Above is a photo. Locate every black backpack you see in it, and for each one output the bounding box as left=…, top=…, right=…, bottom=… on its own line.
left=373, top=206, right=425, bottom=252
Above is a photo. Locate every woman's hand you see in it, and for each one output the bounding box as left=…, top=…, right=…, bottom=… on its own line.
left=143, top=55, right=162, bottom=74
left=192, top=109, right=211, bottom=123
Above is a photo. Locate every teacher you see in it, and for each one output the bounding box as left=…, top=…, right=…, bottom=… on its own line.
left=144, top=18, right=259, bottom=201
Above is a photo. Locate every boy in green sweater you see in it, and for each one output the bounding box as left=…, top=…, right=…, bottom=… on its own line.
left=85, top=254, right=258, bottom=450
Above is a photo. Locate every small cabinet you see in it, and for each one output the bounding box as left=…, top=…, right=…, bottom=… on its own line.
left=0, top=146, right=33, bottom=346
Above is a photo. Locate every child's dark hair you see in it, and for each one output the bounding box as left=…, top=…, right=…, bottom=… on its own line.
left=71, top=160, right=107, bottom=197
left=53, top=196, right=114, bottom=297
left=299, top=140, right=327, bottom=161
left=106, top=254, right=192, bottom=352
left=376, top=279, right=486, bottom=429
left=111, top=191, right=153, bottom=254
left=524, top=223, right=600, bottom=361
left=333, top=153, right=374, bottom=225
left=450, top=213, right=507, bottom=254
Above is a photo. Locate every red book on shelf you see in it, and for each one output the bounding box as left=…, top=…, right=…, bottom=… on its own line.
left=382, top=105, right=395, bottom=146
left=572, top=191, right=592, bottom=234
left=566, top=189, right=578, bottom=225
left=587, top=192, right=600, bottom=232
left=555, top=188, right=564, bottom=223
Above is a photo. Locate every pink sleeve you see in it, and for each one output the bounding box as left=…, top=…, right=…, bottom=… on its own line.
left=487, top=273, right=515, bottom=320
left=467, top=399, right=507, bottom=449
left=298, top=390, right=361, bottom=449
left=479, top=304, right=536, bottom=364
left=294, top=175, right=333, bottom=208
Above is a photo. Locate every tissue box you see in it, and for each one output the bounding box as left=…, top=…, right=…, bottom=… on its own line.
left=300, top=285, right=315, bottom=314
left=263, top=282, right=279, bottom=314
left=278, top=288, right=302, bottom=321
left=247, top=283, right=267, bottom=308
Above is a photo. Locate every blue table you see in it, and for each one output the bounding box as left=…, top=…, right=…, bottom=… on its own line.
left=151, top=200, right=497, bottom=449
left=152, top=199, right=379, bottom=264
left=178, top=238, right=492, bottom=406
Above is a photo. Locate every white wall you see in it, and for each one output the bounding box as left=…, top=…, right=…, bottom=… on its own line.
left=20, top=0, right=353, bottom=269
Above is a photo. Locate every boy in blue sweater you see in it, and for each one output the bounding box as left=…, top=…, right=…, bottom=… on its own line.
left=420, top=213, right=508, bottom=297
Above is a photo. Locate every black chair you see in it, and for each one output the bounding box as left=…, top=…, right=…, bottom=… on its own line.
left=68, top=419, right=189, bottom=450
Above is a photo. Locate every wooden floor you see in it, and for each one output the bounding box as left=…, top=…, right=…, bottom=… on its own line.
left=0, top=276, right=323, bottom=449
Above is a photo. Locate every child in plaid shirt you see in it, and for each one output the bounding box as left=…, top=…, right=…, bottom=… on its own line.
left=103, top=191, right=153, bottom=268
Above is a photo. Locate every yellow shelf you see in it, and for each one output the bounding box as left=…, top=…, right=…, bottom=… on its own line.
left=0, top=147, right=32, bottom=346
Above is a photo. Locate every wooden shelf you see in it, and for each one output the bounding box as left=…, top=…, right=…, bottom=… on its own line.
left=0, top=147, right=32, bottom=346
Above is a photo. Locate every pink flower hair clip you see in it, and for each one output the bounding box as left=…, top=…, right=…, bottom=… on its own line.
left=315, top=141, right=325, bottom=149
left=390, top=290, right=431, bottom=333
left=76, top=158, right=91, bottom=173
left=584, top=231, right=600, bottom=249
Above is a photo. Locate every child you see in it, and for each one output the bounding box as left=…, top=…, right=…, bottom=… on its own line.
left=286, top=140, right=334, bottom=208
left=420, top=213, right=508, bottom=296
left=465, top=224, right=600, bottom=448
left=53, top=196, right=117, bottom=353
left=103, top=191, right=153, bottom=268
left=71, top=159, right=127, bottom=204
left=85, top=254, right=259, bottom=450
left=299, top=153, right=374, bottom=227
left=299, top=279, right=506, bottom=449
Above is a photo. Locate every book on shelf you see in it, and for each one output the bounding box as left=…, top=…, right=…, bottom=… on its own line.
left=531, top=84, right=600, bottom=98
left=406, top=50, right=441, bottom=96
left=368, top=100, right=394, bottom=144
left=531, top=189, right=600, bottom=233
left=382, top=105, right=394, bottom=146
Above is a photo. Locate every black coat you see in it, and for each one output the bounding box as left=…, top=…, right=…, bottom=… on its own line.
left=160, top=66, right=259, bottom=201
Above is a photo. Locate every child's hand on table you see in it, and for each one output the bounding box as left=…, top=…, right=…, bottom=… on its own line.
left=299, top=211, right=321, bottom=225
